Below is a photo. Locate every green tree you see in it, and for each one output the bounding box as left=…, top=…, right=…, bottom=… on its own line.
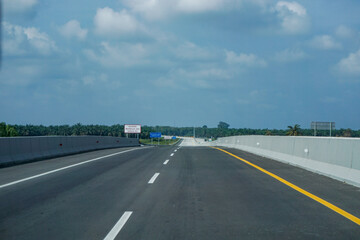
left=218, top=121, right=230, bottom=129
left=343, top=128, right=353, bottom=137
left=0, top=122, right=6, bottom=137
left=286, top=124, right=301, bottom=136
left=265, top=130, right=272, bottom=136
left=72, top=123, right=83, bottom=135
left=0, top=122, right=18, bottom=137
left=6, top=125, right=18, bottom=136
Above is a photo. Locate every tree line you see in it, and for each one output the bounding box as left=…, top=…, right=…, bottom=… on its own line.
left=1, top=122, right=359, bottom=138
left=0, top=122, right=18, bottom=137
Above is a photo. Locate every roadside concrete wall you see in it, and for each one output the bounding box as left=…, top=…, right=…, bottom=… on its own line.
left=209, top=136, right=360, bottom=187
left=0, top=136, right=139, bottom=166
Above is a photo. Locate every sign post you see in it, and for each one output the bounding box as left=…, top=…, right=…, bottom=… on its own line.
left=124, top=124, right=141, bottom=138
left=311, top=122, right=335, bottom=136
left=150, top=132, right=162, bottom=145
left=164, top=136, right=171, bottom=145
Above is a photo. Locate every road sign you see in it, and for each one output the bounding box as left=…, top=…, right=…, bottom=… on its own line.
left=311, top=122, right=335, bottom=130
left=172, top=136, right=176, bottom=140
left=150, top=132, right=161, bottom=138
left=311, top=122, right=335, bottom=136
left=124, top=124, right=141, bottom=134
left=164, top=136, right=171, bottom=140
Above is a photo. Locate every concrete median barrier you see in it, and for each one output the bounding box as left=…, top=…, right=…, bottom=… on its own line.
left=0, top=136, right=140, bottom=167
left=209, top=136, right=360, bottom=187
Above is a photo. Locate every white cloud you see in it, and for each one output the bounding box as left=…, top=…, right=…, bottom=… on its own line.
left=122, top=0, right=267, bottom=20
left=2, top=22, right=56, bottom=56
left=274, top=48, right=306, bottom=62
left=276, top=1, right=306, bottom=16
left=336, top=49, right=360, bottom=76
left=2, top=22, right=27, bottom=56
left=82, top=75, right=96, bottom=86
left=94, top=7, right=143, bottom=37
left=3, top=0, right=38, bottom=13
left=24, top=27, right=57, bottom=55
left=84, top=42, right=149, bottom=68
left=176, top=0, right=226, bottom=13
left=81, top=73, right=120, bottom=88
left=59, top=20, right=88, bottom=40
left=154, top=67, right=231, bottom=89
left=193, top=68, right=231, bottom=79
left=173, top=42, right=213, bottom=60
left=274, top=1, right=310, bottom=34
left=335, top=25, right=357, bottom=39
left=309, top=35, right=342, bottom=50
left=237, top=89, right=277, bottom=110
left=225, top=50, right=267, bottom=67
left=122, top=0, right=172, bottom=20
left=0, top=63, right=42, bottom=86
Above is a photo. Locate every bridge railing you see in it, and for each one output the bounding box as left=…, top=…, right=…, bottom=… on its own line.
left=0, top=136, right=140, bottom=167
left=210, top=135, right=360, bottom=187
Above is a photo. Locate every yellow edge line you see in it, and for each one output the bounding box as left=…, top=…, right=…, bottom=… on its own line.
left=211, top=147, right=360, bottom=226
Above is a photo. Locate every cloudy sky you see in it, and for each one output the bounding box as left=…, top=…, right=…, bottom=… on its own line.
left=1, top=0, right=360, bottom=129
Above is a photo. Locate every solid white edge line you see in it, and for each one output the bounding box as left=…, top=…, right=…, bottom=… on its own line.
left=104, top=211, right=133, bottom=240
left=163, top=160, right=169, bottom=165
left=0, top=147, right=151, bottom=189
left=148, top=173, right=160, bottom=184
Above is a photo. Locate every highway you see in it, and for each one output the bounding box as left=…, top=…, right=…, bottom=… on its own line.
left=1, top=140, right=360, bottom=239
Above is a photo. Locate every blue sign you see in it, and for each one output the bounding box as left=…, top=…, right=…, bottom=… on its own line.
left=150, top=132, right=161, bottom=138
left=172, top=136, right=176, bottom=139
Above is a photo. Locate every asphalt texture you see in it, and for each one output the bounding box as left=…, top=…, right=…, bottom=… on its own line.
left=0, top=145, right=360, bottom=239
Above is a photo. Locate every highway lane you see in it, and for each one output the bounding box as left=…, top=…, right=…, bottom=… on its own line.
left=0, top=147, right=146, bottom=185
left=1, top=145, right=360, bottom=239
left=0, top=145, right=169, bottom=239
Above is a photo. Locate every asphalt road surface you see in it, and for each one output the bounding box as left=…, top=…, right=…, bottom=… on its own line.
left=1, top=144, right=360, bottom=239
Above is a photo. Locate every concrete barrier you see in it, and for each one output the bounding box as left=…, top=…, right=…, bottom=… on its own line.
left=209, top=136, right=360, bottom=187
left=0, top=136, right=140, bottom=167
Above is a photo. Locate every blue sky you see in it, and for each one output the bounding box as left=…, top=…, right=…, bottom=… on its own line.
left=1, top=0, right=360, bottom=129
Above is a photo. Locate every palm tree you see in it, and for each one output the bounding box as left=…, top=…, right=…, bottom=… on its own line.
left=343, top=128, right=353, bottom=137
left=0, top=122, right=18, bottom=137
left=286, top=124, right=301, bottom=136
left=265, top=130, right=272, bottom=136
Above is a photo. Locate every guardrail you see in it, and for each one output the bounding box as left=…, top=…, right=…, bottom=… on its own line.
left=210, top=136, right=360, bottom=187
left=0, top=136, right=140, bottom=167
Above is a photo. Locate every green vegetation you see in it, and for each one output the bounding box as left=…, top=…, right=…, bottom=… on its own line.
left=218, top=121, right=230, bottom=129
left=265, top=130, right=272, bottom=136
left=140, top=138, right=180, bottom=145
left=0, top=122, right=18, bottom=137
left=0, top=122, right=359, bottom=138
left=286, top=124, right=301, bottom=136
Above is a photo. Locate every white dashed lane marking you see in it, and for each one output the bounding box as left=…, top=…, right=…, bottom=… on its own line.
left=104, top=211, right=133, bottom=240
left=148, top=173, right=160, bottom=184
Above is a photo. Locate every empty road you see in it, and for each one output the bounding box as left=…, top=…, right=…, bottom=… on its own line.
left=1, top=142, right=360, bottom=239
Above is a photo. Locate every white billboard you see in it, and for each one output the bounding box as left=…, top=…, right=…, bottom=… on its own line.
left=124, top=124, right=141, bottom=134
